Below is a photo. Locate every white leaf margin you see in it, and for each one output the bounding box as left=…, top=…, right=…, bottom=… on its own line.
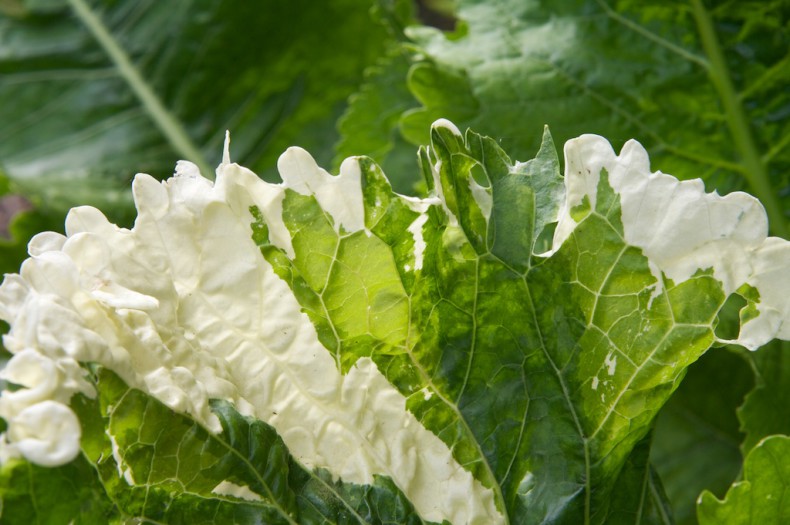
left=553, top=134, right=789, bottom=350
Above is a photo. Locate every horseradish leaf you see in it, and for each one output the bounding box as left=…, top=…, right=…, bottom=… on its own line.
left=0, top=121, right=787, bottom=523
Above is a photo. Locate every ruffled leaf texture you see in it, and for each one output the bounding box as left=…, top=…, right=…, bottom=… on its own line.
left=0, top=121, right=788, bottom=524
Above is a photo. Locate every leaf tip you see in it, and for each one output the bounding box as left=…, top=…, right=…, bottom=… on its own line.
left=222, top=130, right=231, bottom=165
left=431, top=118, right=463, bottom=137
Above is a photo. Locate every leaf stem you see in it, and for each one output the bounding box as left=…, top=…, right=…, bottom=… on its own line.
left=596, top=0, right=707, bottom=68
left=66, top=0, right=213, bottom=178
left=690, top=0, right=788, bottom=238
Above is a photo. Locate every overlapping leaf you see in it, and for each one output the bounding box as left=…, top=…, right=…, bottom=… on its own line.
left=258, top=123, right=777, bottom=522
left=0, top=0, right=393, bottom=220
left=0, top=370, right=440, bottom=525
left=69, top=369, right=435, bottom=525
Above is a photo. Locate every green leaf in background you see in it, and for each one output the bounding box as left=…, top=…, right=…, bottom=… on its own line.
left=603, top=432, right=673, bottom=524
left=345, top=0, right=790, bottom=236
left=650, top=348, right=754, bottom=525
left=0, top=0, right=395, bottom=222
left=334, top=50, right=419, bottom=194
left=697, top=435, right=790, bottom=524
left=738, top=340, right=790, bottom=455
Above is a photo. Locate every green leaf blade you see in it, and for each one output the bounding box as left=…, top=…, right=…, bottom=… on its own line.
left=698, top=435, right=790, bottom=525
left=265, top=122, right=764, bottom=522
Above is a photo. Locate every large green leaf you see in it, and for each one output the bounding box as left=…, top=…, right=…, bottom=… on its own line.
left=343, top=0, right=790, bottom=236
left=0, top=122, right=787, bottom=523
left=697, top=435, right=790, bottom=524
left=0, top=0, right=392, bottom=223
left=255, top=123, right=784, bottom=522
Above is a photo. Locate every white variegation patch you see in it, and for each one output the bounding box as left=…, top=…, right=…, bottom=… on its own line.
left=212, top=480, right=264, bottom=502
left=407, top=213, right=430, bottom=271
left=554, top=135, right=790, bottom=350
left=277, top=147, right=366, bottom=235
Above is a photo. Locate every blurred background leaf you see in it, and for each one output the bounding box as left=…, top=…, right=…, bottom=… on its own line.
left=0, top=0, right=407, bottom=251
left=650, top=348, right=754, bottom=525
left=697, top=435, right=790, bottom=525
left=3, top=0, right=786, bottom=251
left=340, top=0, right=789, bottom=236
left=738, top=340, right=790, bottom=455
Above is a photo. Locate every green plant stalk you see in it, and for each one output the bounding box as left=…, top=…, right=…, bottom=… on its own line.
left=66, top=0, right=213, bottom=179
left=596, top=0, right=707, bottom=68
left=690, top=0, right=788, bottom=239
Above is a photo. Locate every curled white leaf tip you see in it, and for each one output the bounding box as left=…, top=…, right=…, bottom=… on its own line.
left=90, top=282, right=159, bottom=311
left=6, top=400, right=81, bottom=467
left=432, top=118, right=462, bottom=136
left=278, top=147, right=365, bottom=233
left=0, top=349, right=58, bottom=414
left=28, top=231, right=67, bottom=256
